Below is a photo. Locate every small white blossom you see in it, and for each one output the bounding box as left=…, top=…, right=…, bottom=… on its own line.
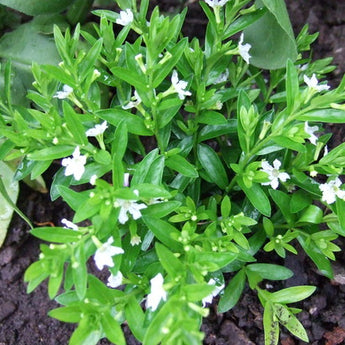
left=107, top=271, right=123, bottom=288
left=61, top=218, right=78, bottom=231
left=90, top=174, right=97, bottom=185
left=319, top=178, right=345, bottom=204
left=202, top=279, right=225, bottom=307
left=123, top=173, right=130, bottom=187
left=304, top=122, right=318, bottom=145
left=204, top=0, right=230, bottom=7
left=324, top=145, right=329, bottom=156
left=94, top=236, right=124, bottom=270
left=86, top=121, right=108, bottom=137
left=238, top=33, right=252, bottom=64
left=116, top=198, right=147, bottom=224
left=54, top=85, right=73, bottom=99
left=122, top=90, right=142, bottom=109
left=146, top=273, right=167, bottom=311
left=130, top=235, right=141, bottom=246
left=116, top=9, right=133, bottom=26
left=261, top=159, right=290, bottom=190
left=171, top=70, right=191, bottom=100
left=304, top=74, right=330, bottom=92
left=61, top=146, right=87, bottom=181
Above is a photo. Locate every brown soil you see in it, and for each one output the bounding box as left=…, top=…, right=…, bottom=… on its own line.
left=1, top=1, right=345, bottom=345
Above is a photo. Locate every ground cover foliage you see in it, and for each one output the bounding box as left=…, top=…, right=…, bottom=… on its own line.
left=1, top=1, right=345, bottom=345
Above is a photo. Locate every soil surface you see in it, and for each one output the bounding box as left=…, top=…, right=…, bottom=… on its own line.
left=1, top=1, right=345, bottom=345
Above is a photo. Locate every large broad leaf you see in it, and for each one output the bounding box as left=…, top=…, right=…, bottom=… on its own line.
left=0, top=19, right=60, bottom=105
left=244, top=0, right=297, bottom=69
left=0, top=162, right=19, bottom=247
left=0, top=0, right=72, bottom=15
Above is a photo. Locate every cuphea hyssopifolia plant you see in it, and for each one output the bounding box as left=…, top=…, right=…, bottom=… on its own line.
left=2, top=0, right=345, bottom=344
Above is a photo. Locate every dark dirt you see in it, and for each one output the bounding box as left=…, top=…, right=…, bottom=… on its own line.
left=1, top=1, right=345, bottom=344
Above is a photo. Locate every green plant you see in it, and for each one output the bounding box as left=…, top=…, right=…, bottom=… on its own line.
left=1, top=0, right=345, bottom=344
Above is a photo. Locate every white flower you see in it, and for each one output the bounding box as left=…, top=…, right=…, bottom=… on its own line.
left=107, top=271, right=123, bottom=288
left=116, top=9, right=133, bottom=26
left=171, top=70, right=191, bottom=100
left=261, top=159, right=290, bottom=190
left=86, top=121, right=108, bottom=137
left=122, top=90, right=142, bottom=109
left=123, top=173, right=130, bottom=187
left=146, top=273, right=167, bottom=311
left=130, top=235, right=141, bottom=246
left=61, top=146, right=87, bottom=181
left=116, top=198, right=147, bottom=224
left=304, top=122, right=318, bottom=145
left=238, top=33, right=252, bottom=64
left=319, top=178, right=345, bottom=204
left=204, top=0, right=230, bottom=7
left=202, top=279, right=225, bottom=307
left=90, top=174, right=97, bottom=185
left=54, top=85, right=73, bottom=99
left=94, top=236, right=124, bottom=270
left=61, top=218, right=78, bottom=231
left=304, top=74, right=330, bottom=92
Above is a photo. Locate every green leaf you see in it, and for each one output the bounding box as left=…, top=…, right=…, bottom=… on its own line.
left=125, top=296, right=146, bottom=342
left=218, top=269, right=246, bottom=313
left=194, top=251, right=237, bottom=271
left=27, top=146, right=73, bottom=161
left=298, top=235, right=333, bottom=278
left=155, top=243, right=184, bottom=278
left=273, top=304, right=309, bottom=342
left=165, top=154, right=198, bottom=178
left=57, top=185, right=89, bottom=211
left=297, top=205, right=323, bottom=224
left=290, top=190, right=311, bottom=213
left=48, top=306, right=81, bottom=323
left=198, top=111, right=227, bottom=125
left=263, top=301, right=279, bottom=345
left=270, top=286, right=316, bottom=304
left=197, top=144, right=229, bottom=189
left=152, top=38, right=188, bottom=88
left=244, top=0, right=297, bottom=69
left=336, top=198, right=345, bottom=231
left=286, top=59, right=299, bottom=113
left=269, top=189, right=293, bottom=225
left=69, top=317, right=101, bottom=345
left=101, top=312, right=126, bottom=345
left=299, top=109, right=345, bottom=123
left=63, top=102, right=88, bottom=146
left=143, top=297, right=178, bottom=345
left=96, top=109, right=152, bottom=136
left=79, top=38, right=103, bottom=77
left=31, top=227, right=81, bottom=243
left=272, top=136, right=306, bottom=153
left=238, top=180, right=271, bottom=217
left=110, top=66, right=148, bottom=93
left=223, top=7, right=266, bottom=39
left=247, top=263, right=293, bottom=281
left=142, top=216, right=183, bottom=252
left=72, top=245, right=87, bottom=299
left=0, top=0, right=72, bottom=15
left=198, top=120, right=237, bottom=142
left=141, top=201, right=181, bottom=218
left=0, top=162, right=19, bottom=246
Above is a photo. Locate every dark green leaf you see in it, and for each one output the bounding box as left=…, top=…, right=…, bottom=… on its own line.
left=96, top=109, right=153, bottom=136
left=218, top=269, right=246, bottom=312
left=31, top=227, right=80, bottom=243
left=238, top=180, right=271, bottom=217
left=197, top=144, right=229, bottom=189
